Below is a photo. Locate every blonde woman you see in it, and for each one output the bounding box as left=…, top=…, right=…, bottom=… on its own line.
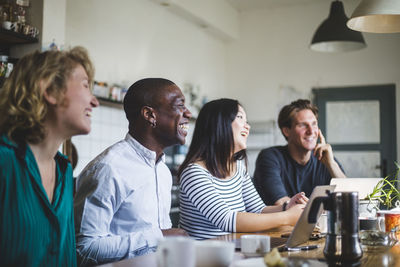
left=0, top=47, right=99, bottom=266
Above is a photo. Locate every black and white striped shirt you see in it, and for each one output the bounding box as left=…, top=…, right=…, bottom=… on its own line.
left=179, top=160, right=266, bottom=239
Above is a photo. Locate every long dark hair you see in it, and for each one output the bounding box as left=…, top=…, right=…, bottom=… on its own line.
left=178, top=98, right=247, bottom=180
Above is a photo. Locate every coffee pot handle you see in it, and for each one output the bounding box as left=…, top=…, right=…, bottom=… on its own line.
left=308, top=196, right=329, bottom=223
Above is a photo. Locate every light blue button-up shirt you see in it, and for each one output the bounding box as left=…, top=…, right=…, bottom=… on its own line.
left=74, top=133, right=172, bottom=266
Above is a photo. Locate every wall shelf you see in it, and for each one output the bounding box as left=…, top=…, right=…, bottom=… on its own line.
left=0, top=28, right=39, bottom=88
left=97, top=97, right=124, bottom=109
left=0, top=28, right=38, bottom=46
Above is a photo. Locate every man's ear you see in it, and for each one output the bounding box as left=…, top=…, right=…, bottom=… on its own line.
left=41, top=80, right=57, bottom=105
left=142, top=106, right=156, bottom=125
left=282, top=127, right=290, bottom=139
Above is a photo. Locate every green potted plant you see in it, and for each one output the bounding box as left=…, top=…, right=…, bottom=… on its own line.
left=363, top=163, right=400, bottom=214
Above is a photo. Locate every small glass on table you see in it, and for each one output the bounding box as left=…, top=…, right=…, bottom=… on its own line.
left=359, top=230, right=397, bottom=253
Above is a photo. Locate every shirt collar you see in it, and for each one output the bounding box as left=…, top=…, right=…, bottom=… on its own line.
left=0, top=134, right=15, bottom=147
left=0, top=134, right=27, bottom=160
left=125, top=133, right=165, bottom=165
left=55, top=151, right=70, bottom=174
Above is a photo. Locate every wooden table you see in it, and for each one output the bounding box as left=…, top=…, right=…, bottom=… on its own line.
left=98, top=226, right=400, bottom=266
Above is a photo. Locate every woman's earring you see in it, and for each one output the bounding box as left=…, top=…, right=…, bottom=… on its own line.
left=151, top=121, right=157, bottom=128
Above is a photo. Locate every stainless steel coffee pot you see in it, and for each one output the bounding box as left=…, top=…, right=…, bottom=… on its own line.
left=308, top=191, right=362, bottom=263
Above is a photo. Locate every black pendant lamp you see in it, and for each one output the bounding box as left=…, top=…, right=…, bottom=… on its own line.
left=310, top=0, right=366, bottom=52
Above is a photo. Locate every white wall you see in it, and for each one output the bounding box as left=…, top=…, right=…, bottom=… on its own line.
left=63, top=0, right=400, bottom=173
left=226, top=0, right=400, bottom=156
left=42, top=0, right=66, bottom=48
left=65, top=0, right=230, bottom=174
left=65, top=0, right=228, bottom=100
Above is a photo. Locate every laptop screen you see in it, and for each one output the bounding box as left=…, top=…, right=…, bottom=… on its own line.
left=330, top=178, right=382, bottom=199
left=285, top=185, right=336, bottom=248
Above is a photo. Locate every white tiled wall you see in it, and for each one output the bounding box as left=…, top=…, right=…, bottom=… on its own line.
left=72, top=105, right=128, bottom=177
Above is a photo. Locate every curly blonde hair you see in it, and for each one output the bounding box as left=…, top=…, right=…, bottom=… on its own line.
left=0, top=46, right=94, bottom=144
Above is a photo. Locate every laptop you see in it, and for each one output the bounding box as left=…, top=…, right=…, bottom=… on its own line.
left=330, top=178, right=382, bottom=199
left=234, top=185, right=336, bottom=250
left=285, top=185, right=336, bottom=248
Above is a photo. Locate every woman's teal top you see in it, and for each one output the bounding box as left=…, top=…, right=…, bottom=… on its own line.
left=0, top=134, right=77, bottom=267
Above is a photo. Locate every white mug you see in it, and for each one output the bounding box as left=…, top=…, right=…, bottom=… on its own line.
left=156, top=237, right=195, bottom=267
left=195, top=240, right=235, bottom=267
left=316, top=212, right=328, bottom=234
left=2, top=21, right=12, bottom=30
left=241, top=235, right=270, bottom=257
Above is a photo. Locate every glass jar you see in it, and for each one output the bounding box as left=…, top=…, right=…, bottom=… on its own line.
left=0, top=55, right=8, bottom=78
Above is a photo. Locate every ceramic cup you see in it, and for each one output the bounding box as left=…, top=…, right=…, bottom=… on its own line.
left=10, top=22, right=19, bottom=32
left=2, top=21, right=12, bottom=30
left=316, top=212, right=328, bottom=234
left=22, top=24, right=31, bottom=35
left=359, top=217, right=379, bottom=231
left=156, top=237, right=195, bottom=267
left=195, top=240, right=235, bottom=267
left=29, top=27, right=39, bottom=38
left=377, top=210, right=400, bottom=240
left=241, top=235, right=270, bottom=257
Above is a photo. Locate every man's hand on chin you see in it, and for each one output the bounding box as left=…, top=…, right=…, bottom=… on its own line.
left=162, top=228, right=188, bottom=236
left=314, top=129, right=346, bottom=178
left=314, top=129, right=335, bottom=166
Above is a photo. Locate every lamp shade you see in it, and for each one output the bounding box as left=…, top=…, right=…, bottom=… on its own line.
left=347, top=0, right=400, bottom=33
left=310, top=1, right=366, bottom=52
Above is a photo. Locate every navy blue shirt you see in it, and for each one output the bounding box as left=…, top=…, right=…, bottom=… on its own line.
left=253, top=145, right=343, bottom=205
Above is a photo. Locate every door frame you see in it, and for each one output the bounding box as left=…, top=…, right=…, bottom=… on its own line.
left=313, top=84, right=397, bottom=177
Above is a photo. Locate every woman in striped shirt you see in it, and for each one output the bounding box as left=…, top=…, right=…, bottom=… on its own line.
left=178, top=98, right=308, bottom=239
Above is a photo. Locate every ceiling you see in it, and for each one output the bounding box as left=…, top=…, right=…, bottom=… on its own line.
left=226, top=0, right=323, bottom=11
left=226, top=0, right=359, bottom=11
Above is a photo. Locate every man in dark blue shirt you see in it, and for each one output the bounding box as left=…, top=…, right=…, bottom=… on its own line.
left=253, top=99, right=345, bottom=206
